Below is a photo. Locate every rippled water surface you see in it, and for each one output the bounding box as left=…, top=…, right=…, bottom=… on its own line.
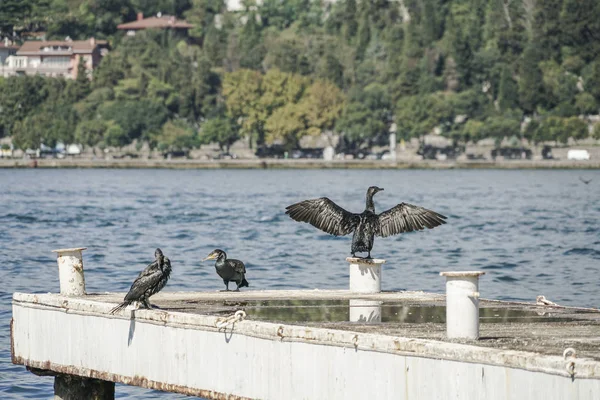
left=1, top=169, right=599, bottom=398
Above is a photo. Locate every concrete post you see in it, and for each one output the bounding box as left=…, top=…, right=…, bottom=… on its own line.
left=349, top=299, right=382, bottom=323
left=54, top=375, right=114, bottom=400
left=347, top=257, right=385, bottom=293
left=52, top=248, right=87, bottom=296
left=440, top=271, right=485, bottom=339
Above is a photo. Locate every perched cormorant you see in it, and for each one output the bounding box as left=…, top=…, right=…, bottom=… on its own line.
left=285, top=186, right=447, bottom=258
left=110, top=248, right=172, bottom=314
left=203, top=249, right=249, bottom=291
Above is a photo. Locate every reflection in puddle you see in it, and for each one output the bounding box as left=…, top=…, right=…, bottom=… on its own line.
left=349, top=299, right=381, bottom=323
left=211, top=299, right=588, bottom=324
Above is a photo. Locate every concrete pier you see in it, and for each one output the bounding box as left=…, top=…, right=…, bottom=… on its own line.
left=11, top=289, right=600, bottom=399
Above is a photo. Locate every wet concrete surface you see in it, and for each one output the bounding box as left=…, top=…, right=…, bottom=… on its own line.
left=86, top=290, right=600, bottom=361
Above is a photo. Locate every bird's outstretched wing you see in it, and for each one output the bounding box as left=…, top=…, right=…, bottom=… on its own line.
left=285, top=197, right=360, bottom=236
left=376, top=203, right=447, bottom=237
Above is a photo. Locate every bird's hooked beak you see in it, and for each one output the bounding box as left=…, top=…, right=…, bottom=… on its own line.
left=202, top=252, right=218, bottom=261
left=376, top=187, right=384, bottom=193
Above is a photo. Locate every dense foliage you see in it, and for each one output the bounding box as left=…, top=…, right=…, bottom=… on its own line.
left=1, top=0, right=600, bottom=152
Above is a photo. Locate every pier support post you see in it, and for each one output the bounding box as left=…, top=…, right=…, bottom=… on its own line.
left=54, top=375, right=114, bottom=400
left=52, top=248, right=87, bottom=296
left=347, top=257, right=385, bottom=293
left=440, top=271, right=485, bottom=339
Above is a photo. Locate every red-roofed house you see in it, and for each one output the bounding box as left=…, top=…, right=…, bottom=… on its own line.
left=117, top=13, right=194, bottom=36
left=1, top=38, right=109, bottom=79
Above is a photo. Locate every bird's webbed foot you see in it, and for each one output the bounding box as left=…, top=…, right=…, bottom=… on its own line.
left=141, top=300, right=152, bottom=309
left=220, top=289, right=231, bottom=292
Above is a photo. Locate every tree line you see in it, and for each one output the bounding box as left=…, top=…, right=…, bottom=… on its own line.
left=1, top=0, right=600, bottom=153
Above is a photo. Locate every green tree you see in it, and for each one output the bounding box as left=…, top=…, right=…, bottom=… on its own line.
left=538, top=116, right=569, bottom=144
left=199, top=117, right=239, bottom=152
left=103, top=122, right=128, bottom=148
left=337, top=83, right=390, bottom=149
left=76, top=119, right=109, bottom=148
left=560, top=0, right=600, bottom=62
left=564, top=117, right=589, bottom=143
left=532, top=0, right=563, bottom=61
left=519, top=44, right=545, bottom=113
left=12, top=115, right=45, bottom=150
left=73, top=58, right=92, bottom=101
left=575, top=93, right=598, bottom=115
left=395, top=94, right=453, bottom=141
left=237, top=10, right=265, bottom=69
left=99, top=99, right=168, bottom=143
left=479, top=115, right=520, bottom=143
left=583, top=58, right=600, bottom=101
left=264, top=103, right=306, bottom=147
left=223, top=69, right=264, bottom=146
left=299, top=80, right=344, bottom=136
left=594, top=124, right=600, bottom=140
left=340, top=0, right=358, bottom=41
left=497, top=66, right=518, bottom=111
left=0, top=76, right=47, bottom=137
left=154, top=120, right=198, bottom=151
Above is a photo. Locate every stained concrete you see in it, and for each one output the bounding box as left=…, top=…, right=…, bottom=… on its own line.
left=84, top=290, right=600, bottom=361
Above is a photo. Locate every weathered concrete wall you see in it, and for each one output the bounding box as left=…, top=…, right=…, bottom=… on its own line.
left=12, top=294, right=600, bottom=399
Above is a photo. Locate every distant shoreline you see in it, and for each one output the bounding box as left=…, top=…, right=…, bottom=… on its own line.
left=1, top=158, right=599, bottom=170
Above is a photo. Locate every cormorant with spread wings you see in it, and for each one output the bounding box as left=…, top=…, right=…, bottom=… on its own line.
left=285, top=186, right=447, bottom=258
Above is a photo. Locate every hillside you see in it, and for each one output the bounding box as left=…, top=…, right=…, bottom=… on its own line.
left=1, top=0, right=600, bottom=153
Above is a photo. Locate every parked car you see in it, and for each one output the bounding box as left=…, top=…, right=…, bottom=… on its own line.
left=418, top=144, right=463, bottom=160
left=162, top=150, right=187, bottom=159
left=256, top=145, right=286, bottom=159
left=541, top=145, right=553, bottom=160
left=214, top=152, right=237, bottom=160
left=490, top=147, right=532, bottom=160
left=567, top=149, right=590, bottom=160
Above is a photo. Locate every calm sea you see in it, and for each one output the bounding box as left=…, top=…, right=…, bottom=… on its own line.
left=1, top=169, right=599, bottom=398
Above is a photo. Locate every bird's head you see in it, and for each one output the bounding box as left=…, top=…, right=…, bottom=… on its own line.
left=155, top=248, right=164, bottom=259
left=203, top=249, right=225, bottom=262
left=367, top=186, right=384, bottom=196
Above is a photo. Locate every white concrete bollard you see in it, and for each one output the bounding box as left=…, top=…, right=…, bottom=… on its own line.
left=349, top=299, right=382, bottom=323
left=440, top=271, right=485, bottom=339
left=347, top=257, right=385, bottom=293
left=52, top=248, right=87, bottom=296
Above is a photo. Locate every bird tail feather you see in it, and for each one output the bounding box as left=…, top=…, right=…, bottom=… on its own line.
left=240, top=278, right=249, bottom=288
left=110, top=301, right=132, bottom=314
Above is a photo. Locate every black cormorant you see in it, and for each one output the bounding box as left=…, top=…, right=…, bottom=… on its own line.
left=203, top=249, right=249, bottom=291
left=285, top=186, right=447, bottom=258
left=110, top=248, right=172, bottom=313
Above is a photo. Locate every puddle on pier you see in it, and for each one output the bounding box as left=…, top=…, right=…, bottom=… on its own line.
left=209, top=299, right=594, bottom=324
